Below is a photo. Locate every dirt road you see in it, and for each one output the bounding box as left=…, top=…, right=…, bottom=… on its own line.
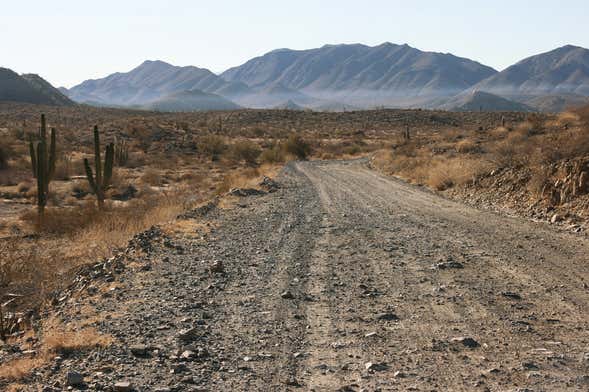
left=20, top=160, right=589, bottom=391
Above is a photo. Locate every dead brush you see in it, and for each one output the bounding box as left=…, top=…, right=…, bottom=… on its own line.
left=455, top=139, right=480, bottom=154
left=228, top=140, right=262, bottom=166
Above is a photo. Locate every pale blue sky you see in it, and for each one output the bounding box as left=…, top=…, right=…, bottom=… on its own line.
left=2, top=0, right=587, bottom=87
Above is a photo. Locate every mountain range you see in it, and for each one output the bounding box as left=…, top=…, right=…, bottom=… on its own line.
left=2, top=43, right=589, bottom=112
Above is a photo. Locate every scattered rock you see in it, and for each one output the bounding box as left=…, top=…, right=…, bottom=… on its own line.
left=181, top=350, right=196, bottom=360
left=377, top=312, right=399, bottom=321
left=450, top=337, right=480, bottom=348
left=365, top=362, right=389, bottom=372
left=114, top=381, right=134, bottom=392
left=209, top=260, right=224, bottom=274
left=260, top=176, right=280, bottom=192
left=280, top=290, right=294, bottom=299
left=501, top=291, right=522, bottom=300
left=130, top=344, right=149, bottom=357
left=177, top=327, right=199, bottom=342
left=66, top=371, right=84, bottom=387
left=435, top=261, right=464, bottom=269
left=551, top=213, right=563, bottom=223
left=229, top=188, right=266, bottom=197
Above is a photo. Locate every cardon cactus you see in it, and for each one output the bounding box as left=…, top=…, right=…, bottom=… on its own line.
left=84, top=126, right=114, bottom=209
left=29, top=114, right=57, bottom=218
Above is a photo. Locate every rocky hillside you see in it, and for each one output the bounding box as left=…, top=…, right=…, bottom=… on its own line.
left=0, top=68, right=73, bottom=106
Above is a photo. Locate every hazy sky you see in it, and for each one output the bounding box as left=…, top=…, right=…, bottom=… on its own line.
left=2, top=0, right=588, bottom=87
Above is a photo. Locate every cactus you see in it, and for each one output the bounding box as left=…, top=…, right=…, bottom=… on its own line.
left=28, top=114, right=57, bottom=218
left=114, top=137, right=129, bottom=167
left=403, top=125, right=411, bottom=141
left=84, top=126, right=114, bottom=209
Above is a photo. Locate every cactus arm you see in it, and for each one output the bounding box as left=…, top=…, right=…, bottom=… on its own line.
left=93, top=126, right=102, bottom=190
left=36, top=142, right=46, bottom=212
left=29, top=141, right=37, bottom=178
left=84, top=158, right=98, bottom=194
left=40, top=114, right=46, bottom=140
left=103, top=143, right=114, bottom=189
left=48, top=128, right=57, bottom=180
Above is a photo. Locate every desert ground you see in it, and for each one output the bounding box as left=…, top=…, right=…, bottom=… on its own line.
left=1, top=103, right=589, bottom=391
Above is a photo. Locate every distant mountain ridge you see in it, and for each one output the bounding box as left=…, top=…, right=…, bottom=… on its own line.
left=0, top=68, right=73, bottom=106
left=222, top=43, right=498, bottom=105
left=65, top=60, right=249, bottom=108
left=57, top=43, right=589, bottom=112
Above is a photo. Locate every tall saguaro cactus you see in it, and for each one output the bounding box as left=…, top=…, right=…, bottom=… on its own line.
left=29, top=114, right=57, bottom=219
left=84, top=126, right=114, bottom=210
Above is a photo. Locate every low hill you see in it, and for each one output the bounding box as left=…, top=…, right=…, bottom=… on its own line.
left=522, top=94, right=589, bottom=113
left=440, top=91, right=535, bottom=112
left=142, top=90, right=241, bottom=112
left=0, top=68, right=73, bottom=106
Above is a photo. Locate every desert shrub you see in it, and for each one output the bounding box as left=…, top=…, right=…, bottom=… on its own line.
left=0, top=142, right=11, bottom=170
left=54, top=154, right=73, bottom=180
left=260, top=144, right=286, bottom=164
left=198, top=135, right=227, bottom=160
left=455, top=139, right=480, bottom=154
left=140, top=168, right=163, bottom=186
left=229, top=140, right=261, bottom=166
left=283, top=134, right=311, bottom=160
left=216, top=167, right=261, bottom=194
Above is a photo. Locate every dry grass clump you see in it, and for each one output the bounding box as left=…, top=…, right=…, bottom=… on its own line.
left=140, top=167, right=164, bottom=186
left=375, top=148, right=493, bottom=191
left=216, top=164, right=281, bottom=194
left=455, top=139, right=480, bottom=154
left=0, top=318, right=112, bottom=381
left=44, top=325, right=112, bottom=355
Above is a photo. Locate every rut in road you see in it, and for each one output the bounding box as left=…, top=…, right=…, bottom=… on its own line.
left=26, top=159, right=589, bottom=391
